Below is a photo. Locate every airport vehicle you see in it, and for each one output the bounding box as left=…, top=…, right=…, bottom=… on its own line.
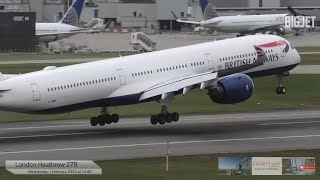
left=0, top=35, right=300, bottom=126
left=36, top=0, right=92, bottom=43
left=173, top=0, right=294, bottom=36
left=130, top=32, right=157, bottom=52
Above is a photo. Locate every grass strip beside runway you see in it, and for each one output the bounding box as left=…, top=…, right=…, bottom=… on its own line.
left=0, top=74, right=319, bottom=123
left=296, top=46, right=320, bottom=52
left=300, top=54, right=320, bottom=65
left=0, top=149, right=319, bottom=179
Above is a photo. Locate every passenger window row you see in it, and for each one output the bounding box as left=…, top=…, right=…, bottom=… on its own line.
left=132, top=70, right=153, bottom=77
left=265, top=49, right=273, bottom=53
left=132, top=62, right=204, bottom=77
left=47, top=76, right=117, bottom=92
left=156, top=64, right=188, bottom=73
left=191, top=61, right=205, bottom=66
left=219, top=52, right=257, bottom=62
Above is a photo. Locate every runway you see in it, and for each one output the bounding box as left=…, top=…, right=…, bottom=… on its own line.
left=1, top=110, right=320, bottom=167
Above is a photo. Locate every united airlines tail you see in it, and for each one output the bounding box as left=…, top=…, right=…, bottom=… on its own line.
left=200, top=0, right=219, bottom=20
left=60, top=0, right=85, bottom=26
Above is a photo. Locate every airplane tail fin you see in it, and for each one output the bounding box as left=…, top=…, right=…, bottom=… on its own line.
left=60, top=0, right=85, bottom=26
left=287, top=6, right=307, bottom=16
left=200, top=0, right=219, bottom=20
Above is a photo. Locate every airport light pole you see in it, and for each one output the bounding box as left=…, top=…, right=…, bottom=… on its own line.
left=166, top=139, right=170, bottom=172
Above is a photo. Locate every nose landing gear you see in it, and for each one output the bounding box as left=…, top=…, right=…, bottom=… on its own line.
left=276, top=72, right=289, bottom=95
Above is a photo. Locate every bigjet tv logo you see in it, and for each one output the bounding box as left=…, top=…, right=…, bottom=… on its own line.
left=285, top=16, right=316, bottom=28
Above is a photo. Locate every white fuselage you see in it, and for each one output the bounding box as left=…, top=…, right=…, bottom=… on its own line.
left=201, top=14, right=288, bottom=33
left=36, top=23, right=81, bottom=43
left=0, top=35, right=300, bottom=114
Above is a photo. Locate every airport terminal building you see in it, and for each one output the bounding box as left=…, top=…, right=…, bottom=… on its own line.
left=0, top=0, right=320, bottom=28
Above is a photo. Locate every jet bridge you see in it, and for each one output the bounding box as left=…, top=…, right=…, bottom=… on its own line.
left=130, top=32, right=156, bottom=52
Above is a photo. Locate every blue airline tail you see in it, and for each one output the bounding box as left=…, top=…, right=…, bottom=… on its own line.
left=60, top=0, right=85, bottom=26
left=199, top=0, right=219, bottom=20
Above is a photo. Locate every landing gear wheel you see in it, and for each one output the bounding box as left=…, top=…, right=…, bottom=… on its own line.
left=97, top=115, right=105, bottom=126
left=165, top=113, right=172, bottom=123
left=150, top=115, right=158, bottom=125
left=171, top=112, right=179, bottom=122
left=158, top=114, right=166, bottom=125
left=90, top=117, right=98, bottom=126
left=276, top=87, right=287, bottom=95
left=111, top=114, right=119, bottom=123
left=105, top=114, right=112, bottom=124
left=280, top=87, right=287, bottom=94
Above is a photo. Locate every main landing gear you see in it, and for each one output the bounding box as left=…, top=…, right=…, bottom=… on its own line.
left=150, top=93, right=180, bottom=125
left=150, top=105, right=180, bottom=125
left=90, top=107, right=119, bottom=126
left=276, top=72, right=289, bottom=95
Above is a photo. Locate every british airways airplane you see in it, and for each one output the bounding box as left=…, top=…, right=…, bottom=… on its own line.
left=0, top=35, right=300, bottom=126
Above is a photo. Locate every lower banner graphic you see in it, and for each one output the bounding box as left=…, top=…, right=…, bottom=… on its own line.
left=218, top=157, right=316, bottom=176
left=6, top=160, right=102, bottom=175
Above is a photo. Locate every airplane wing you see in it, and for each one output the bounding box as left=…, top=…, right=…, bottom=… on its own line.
left=139, top=71, right=218, bottom=101
left=139, top=45, right=266, bottom=101
left=36, top=29, right=98, bottom=37
left=171, top=11, right=201, bottom=25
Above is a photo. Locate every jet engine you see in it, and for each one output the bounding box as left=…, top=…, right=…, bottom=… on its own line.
left=277, top=26, right=293, bottom=36
left=208, top=74, right=254, bottom=104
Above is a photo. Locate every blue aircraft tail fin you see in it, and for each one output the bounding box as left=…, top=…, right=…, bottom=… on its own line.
left=200, top=0, right=219, bottom=20
left=60, top=0, right=85, bottom=26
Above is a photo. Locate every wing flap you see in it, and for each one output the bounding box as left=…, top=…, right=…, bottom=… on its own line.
left=139, top=72, right=218, bottom=101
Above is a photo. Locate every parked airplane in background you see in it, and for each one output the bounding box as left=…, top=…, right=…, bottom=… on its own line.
left=173, top=0, right=298, bottom=36
left=0, top=35, right=300, bottom=126
left=36, top=0, right=93, bottom=44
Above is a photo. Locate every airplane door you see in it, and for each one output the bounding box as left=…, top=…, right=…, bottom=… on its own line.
left=30, top=83, right=41, bottom=101
left=117, top=69, right=127, bottom=85
left=206, top=54, right=215, bottom=70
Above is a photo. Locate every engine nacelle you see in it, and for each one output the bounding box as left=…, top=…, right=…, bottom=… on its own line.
left=208, top=74, right=254, bottom=104
left=277, top=26, right=293, bottom=35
